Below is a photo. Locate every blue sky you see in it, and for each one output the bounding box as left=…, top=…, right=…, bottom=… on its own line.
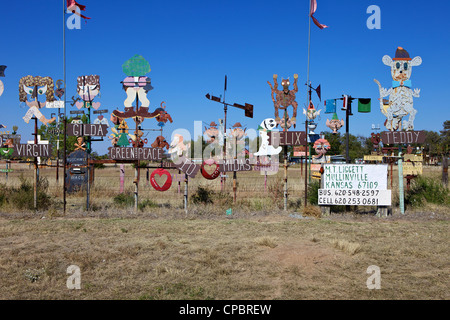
left=0, top=0, right=449, bottom=155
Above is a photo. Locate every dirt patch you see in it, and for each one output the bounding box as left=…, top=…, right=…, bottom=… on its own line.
left=261, top=241, right=345, bottom=272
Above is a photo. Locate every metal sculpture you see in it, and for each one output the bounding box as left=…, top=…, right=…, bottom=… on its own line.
left=374, top=47, right=422, bottom=131
left=0, top=65, right=6, bottom=97
left=254, top=118, right=282, bottom=157
left=312, top=138, right=331, bottom=164
left=19, top=75, right=57, bottom=126
left=75, top=75, right=101, bottom=110
left=371, top=132, right=381, bottom=154
left=303, top=101, right=321, bottom=122
left=268, top=74, right=299, bottom=128
left=169, top=134, right=190, bottom=158
left=151, top=136, right=169, bottom=150
left=326, top=113, right=344, bottom=134
left=228, top=122, right=246, bottom=157
left=204, top=121, right=219, bottom=144
left=150, top=168, right=172, bottom=192
left=154, top=102, right=173, bottom=127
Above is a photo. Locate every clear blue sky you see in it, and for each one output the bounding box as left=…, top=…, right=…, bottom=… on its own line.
left=0, top=0, right=449, bottom=155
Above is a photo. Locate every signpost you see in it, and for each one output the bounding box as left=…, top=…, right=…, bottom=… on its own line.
left=319, top=164, right=391, bottom=216
left=205, top=76, right=254, bottom=203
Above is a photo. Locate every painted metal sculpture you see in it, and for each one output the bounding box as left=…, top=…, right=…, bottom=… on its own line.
left=303, top=101, right=321, bottom=122
left=312, top=138, right=331, bottom=164
left=19, top=75, right=56, bottom=126
left=169, top=134, right=190, bottom=158
left=0, top=65, right=6, bottom=97
left=228, top=122, right=247, bottom=157
left=326, top=113, right=344, bottom=134
left=112, top=55, right=161, bottom=120
left=254, top=118, right=282, bottom=157
left=268, top=74, right=299, bottom=129
left=204, top=121, right=219, bottom=144
left=154, top=102, right=173, bottom=127
left=151, top=136, right=170, bottom=150
left=75, top=75, right=101, bottom=110
left=374, top=47, right=422, bottom=131
left=371, top=132, right=381, bottom=154
left=0, top=66, right=6, bottom=128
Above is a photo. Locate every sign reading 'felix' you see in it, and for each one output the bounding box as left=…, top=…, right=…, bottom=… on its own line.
left=268, top=131, right=306, bottom=146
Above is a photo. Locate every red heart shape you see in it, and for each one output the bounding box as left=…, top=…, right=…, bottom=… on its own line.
left=201, top=160, right=220, bottom=180
left=150, top=169, right=172, bottom=191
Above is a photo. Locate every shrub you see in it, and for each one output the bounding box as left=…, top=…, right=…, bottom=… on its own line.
left=113, top=192, right=135, bottom=208
left=139, top=199, right=159, bottom=211
left=307, top=180, right=320, bottom=205
left=191, top=186, right=215, bottom=205
left=9, top=176, right=52, bottom=211
left=405, top=176, right=450, bottom=207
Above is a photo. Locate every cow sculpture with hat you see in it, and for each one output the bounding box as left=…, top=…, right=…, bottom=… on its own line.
left=374, top=47, right=422, bottom=131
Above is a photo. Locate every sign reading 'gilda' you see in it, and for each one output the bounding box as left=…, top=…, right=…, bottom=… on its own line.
left=68, top=123, right=108, bottom=137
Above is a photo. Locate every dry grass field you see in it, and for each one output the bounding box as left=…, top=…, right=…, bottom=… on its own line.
left=0, top=163, right=448, bottom=300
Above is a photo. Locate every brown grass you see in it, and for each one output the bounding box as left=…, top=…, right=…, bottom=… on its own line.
left=0, top=211, right=448, bottom=300
left=0, top=163, right=448, bottom=300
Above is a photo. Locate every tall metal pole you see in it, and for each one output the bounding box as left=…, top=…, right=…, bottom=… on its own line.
left=34, top=117, right=38, bottom=211
left=283, top=110, right=288, bottom=211
left=304, top=0, right=312, bottom=208
left=345, top=99, right=350, bottom=164
left=222, top=76, right=227, bottom=192
left=63, top=0, right=67, bottom=214
left=135, top=92, right=140, bottom=213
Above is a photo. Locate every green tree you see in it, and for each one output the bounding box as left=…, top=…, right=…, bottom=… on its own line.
left=37, top=117, right=84, bottom=158
left=440, top=120, right=450, bottom=154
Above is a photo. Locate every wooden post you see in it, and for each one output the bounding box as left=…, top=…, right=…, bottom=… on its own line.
left=443, top=155, right=448, bottom=188
left=120, top=164, right=125, bottom=193
left=320, top=167, right=330, bottom=216
left=398, top=149, right=405, bottom=215
left=184, top=173, right=188, bottom=213
left=34, top=117, right=38, bottom=211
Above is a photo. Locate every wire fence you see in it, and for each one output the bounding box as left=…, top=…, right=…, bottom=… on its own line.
left=0, top=160, right=444, bottom=212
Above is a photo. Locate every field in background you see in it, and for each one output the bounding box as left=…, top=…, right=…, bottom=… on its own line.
left=0, top=163, right=448, bottom=300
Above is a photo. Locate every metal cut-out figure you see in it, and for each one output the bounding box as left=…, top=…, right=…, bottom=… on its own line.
left=268, top=74, right=299, bottom=129
left=374, top=47, right=422, bottom=131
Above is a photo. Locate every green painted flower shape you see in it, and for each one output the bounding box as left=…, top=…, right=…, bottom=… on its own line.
left=0, top=148, right=14, bottom=158
left=122, top=55, right=151, bottom=77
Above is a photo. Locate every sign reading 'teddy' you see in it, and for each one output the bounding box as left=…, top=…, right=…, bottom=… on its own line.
left=380, top=131, right=426, bottom=145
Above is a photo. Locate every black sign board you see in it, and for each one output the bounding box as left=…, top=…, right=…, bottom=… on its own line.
left=13, top=144, right=52, bottom=158
left=108, top=147, right=163, bottom=161
left=268, top=131, right=307, bottom=146
left=66, top=150, right=94, bottom=193
left=219, top=158, right=252, bottom=172
left=173, top=156, right=201, bottom=178
left=68, top=124, right=108, bottom=137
